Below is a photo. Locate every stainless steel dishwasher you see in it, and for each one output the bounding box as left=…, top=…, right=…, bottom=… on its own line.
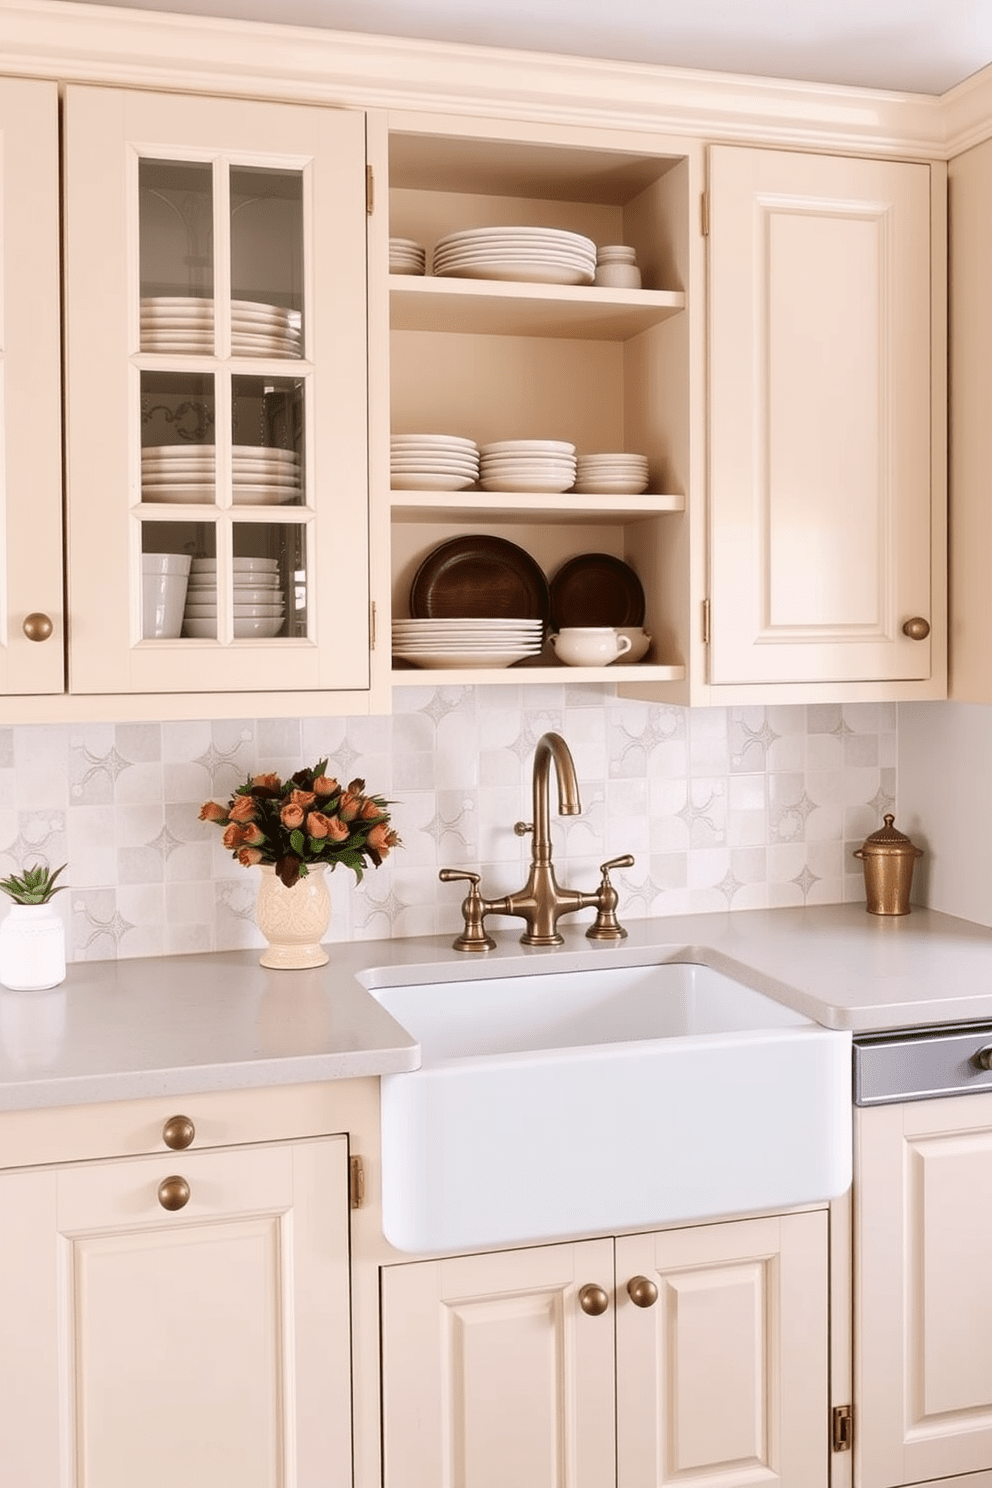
left=853, top=1018, right=992, bottom=1105
left=853, top=1018, right=992, bottom=1487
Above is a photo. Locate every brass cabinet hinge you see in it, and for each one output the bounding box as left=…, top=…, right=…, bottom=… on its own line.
left=700, top=191, right=710, bottom=236
left=366, top=164, right=374, bottom=215
left=832, top=1405, right=853, bottom=1452
left=702, top=598, right=711, bottom=644
left=349, top=1155, right=366, bottom=1209
left=369, top=600, right=377, bottom=651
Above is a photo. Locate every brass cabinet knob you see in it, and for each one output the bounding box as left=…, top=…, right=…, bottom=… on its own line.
left=578, top=1283, right=609, bottom=1316
left=22, top=612, right=53, bottom=642
left=902, top=617, right=930, bottom=641
left=162, top=1115, right=195, bottom=1150
left=973, top=1045, right=992, bottom=1071
left=626, top=1275, right=659, bottom=1308
left=157, top=1176, right=191, bottom=1211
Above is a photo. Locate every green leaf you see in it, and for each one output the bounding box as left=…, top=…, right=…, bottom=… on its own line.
left=290, top=828, right=305, bottom=854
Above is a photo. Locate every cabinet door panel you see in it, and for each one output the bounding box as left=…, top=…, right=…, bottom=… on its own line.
left=0, top=1137, right=351, bottom=1488
left=709, top=145, right=932, bottom=685
left=616, top=1213, right=828, bottom=1488
left=64, top=85, right=369, bottom=697
left=0, top=78, right=64, bottom=696
left=381, top=1239, right=616, bottom=1488
left=856, top=1095, right=992, bottom=1487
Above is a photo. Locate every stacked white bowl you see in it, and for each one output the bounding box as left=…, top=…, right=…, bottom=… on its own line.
left=593, top=245, right=642, bottom=289
left=392, top=617, right=544, bottom=669
left=391, top=434, right=479, bottom=490
left=182, top=557, right=285, bottom=638
left=574, top=451, right=650, bottom=495
left=479, top=440, right=576, bottom=493
left=389, top=238, right=426, bottom=275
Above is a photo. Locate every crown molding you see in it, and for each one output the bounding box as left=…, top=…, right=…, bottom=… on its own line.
left=939, top=64, right=992, bottom=157
left=0, top=0, right=954, bottom=158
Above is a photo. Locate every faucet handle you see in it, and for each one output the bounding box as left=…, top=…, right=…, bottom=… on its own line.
left=439, top=869, right=497, bottom=953
left=586, top=854, right=634, bottom=942
left=513, top=821, right=532, bottom=837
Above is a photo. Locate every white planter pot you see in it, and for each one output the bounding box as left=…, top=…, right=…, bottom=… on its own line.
left=0, top=903, right=66, bottom=990
left=255, top=864, right=330, bottom=969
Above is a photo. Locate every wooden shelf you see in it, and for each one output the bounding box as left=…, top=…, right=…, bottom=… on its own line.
left=391, top=663, right=686, bottom=687
left=390, top=275, right=685, bottom=340
left=389, top=490, right=685, bottom=523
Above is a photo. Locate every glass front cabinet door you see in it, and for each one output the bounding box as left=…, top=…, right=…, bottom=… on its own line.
left=64, top=87, right=370, bottom=698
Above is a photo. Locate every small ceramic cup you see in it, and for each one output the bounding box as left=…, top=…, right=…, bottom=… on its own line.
left=549, top=627, right=633, bottom=666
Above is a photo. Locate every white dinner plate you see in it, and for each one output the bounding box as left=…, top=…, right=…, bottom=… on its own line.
left=391, top=472, right=477, bottom=490
left=479, top=474, right=575, bottom=492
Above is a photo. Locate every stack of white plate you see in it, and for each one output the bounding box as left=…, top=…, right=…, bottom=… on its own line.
left=389, top=238, right=426, bottom=275
left=479, top=439, right=576, bottom=494
left=432, top=227, right=596, bottom=285
left=230, top=299, right=301, bottom=358
left=229, top=445, right=302, bottom=505
left=141, top=444, right=301, bottom=505
left=392, top=617, right=543, bottom=670
left=574, top=452, right=650, bottom=495
left=182, top=557, right=285, bottom=638
left=139, top=297, right=302, bottom=358
left=391, top=434, right=479, bottom=491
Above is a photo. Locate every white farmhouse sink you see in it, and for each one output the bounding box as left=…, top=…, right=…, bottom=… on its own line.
left=368, top=960, right=852, bottom=1254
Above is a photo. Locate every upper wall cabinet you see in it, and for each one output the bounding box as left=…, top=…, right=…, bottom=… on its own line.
left=385, top=118, right=700, bottom=696
left=707, top=145, right=943, bottom=693
left=0, top=78, right=64, bottom=696
left=63, top=86, right=371, bottom=698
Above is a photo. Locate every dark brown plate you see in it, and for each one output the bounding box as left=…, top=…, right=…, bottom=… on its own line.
left=549, top=553, right=646, bottom=628
left=409, top=536, right=551, bottom=622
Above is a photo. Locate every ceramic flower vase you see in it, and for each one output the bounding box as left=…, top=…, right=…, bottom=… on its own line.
left=0, top=904, right=67, bottom=991
left=255, top=864, right=330, bottom=969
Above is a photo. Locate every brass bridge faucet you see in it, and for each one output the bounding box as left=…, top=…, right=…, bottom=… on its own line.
left=440, top=731, right=634, bottom=951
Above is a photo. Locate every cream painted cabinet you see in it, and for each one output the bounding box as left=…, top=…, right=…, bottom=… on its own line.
left=0, top=1133, right=353, bottom=1488
left=708, top=145, right=943, bottom=693
left=386, top=118, right=698, bottom=699
left=380, top=1209, right=829, bottom=1488
left=0, top=77, right=64, bottom=696
left=855, top=1093, right=992, bottom=1488
left=63, top=85, right=371, bottom=699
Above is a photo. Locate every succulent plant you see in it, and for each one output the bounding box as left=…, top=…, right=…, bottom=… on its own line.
left=0, top=862, right=67, bottom=905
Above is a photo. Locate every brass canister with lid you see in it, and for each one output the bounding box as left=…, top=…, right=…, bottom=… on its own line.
left=854, top=814, right=923, bottom=916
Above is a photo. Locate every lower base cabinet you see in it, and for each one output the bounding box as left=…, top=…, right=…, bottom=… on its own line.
left=381, top=1209, right=829, bottom=1488
left=855, top=1093, right=992, bottom=1488
left=0, top=1134, right=352, bottom=1488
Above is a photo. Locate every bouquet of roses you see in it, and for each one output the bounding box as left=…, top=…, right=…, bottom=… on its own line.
left=200, top=760, right=400, bottom=888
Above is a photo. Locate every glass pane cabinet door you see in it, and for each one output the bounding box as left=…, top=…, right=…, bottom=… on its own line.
left=64, top=86, right=369, bottom=697
left=0, top=79, right=64, bottom=698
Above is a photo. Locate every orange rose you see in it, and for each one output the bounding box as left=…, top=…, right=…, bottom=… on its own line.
left=228, top=794, right=257, bottom=822
left=222, top=822, right=248, bottom=850
left=199, top=801, right=227, bottom=822
left=314, top=775, right=339, bottom=796
left=325, top=815, right=350, bottom=842
left=251, top=773, right=281, bottom=790
left=368, top=822, right=394, bottom=856
left=237, top=847, right=264, bottom=867
left=361, top=798, right=384, bottom=820
left=289, top=789, right=316, bottom=809
left=280, top=803, right=306, bottom=830
left=241, top=823, right=265, bottom=847
left=339, top=791, right=361, bottom=822
left=306, top=811, right=331, bottom=838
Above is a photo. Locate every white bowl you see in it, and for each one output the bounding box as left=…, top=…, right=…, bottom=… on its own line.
left=234, top=616, right=284, bottom=638
left=233, top=604, right=286, bottom=619
left=614, top=627, right=652, bottom=663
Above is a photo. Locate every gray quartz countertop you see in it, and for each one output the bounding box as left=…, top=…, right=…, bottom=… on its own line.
left=2, top=902, right=992, bottom=1111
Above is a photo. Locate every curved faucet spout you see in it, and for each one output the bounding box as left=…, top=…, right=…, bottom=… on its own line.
left=532, top=731, right=581, bottom=868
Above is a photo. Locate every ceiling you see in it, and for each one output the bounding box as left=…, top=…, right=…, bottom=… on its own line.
left=66, top=0, right=992, bottom=96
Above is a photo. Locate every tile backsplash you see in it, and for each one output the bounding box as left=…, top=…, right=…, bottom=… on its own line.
left=0, top=686, right=896, bottom=962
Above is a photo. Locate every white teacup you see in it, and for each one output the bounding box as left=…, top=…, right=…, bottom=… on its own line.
left=549, top=627, right=633, bottom=666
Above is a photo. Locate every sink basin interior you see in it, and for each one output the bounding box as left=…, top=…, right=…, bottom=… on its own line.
left=371, top=961, right=811, bottom=1061
left=368, top=956, right=852, bottom=1256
